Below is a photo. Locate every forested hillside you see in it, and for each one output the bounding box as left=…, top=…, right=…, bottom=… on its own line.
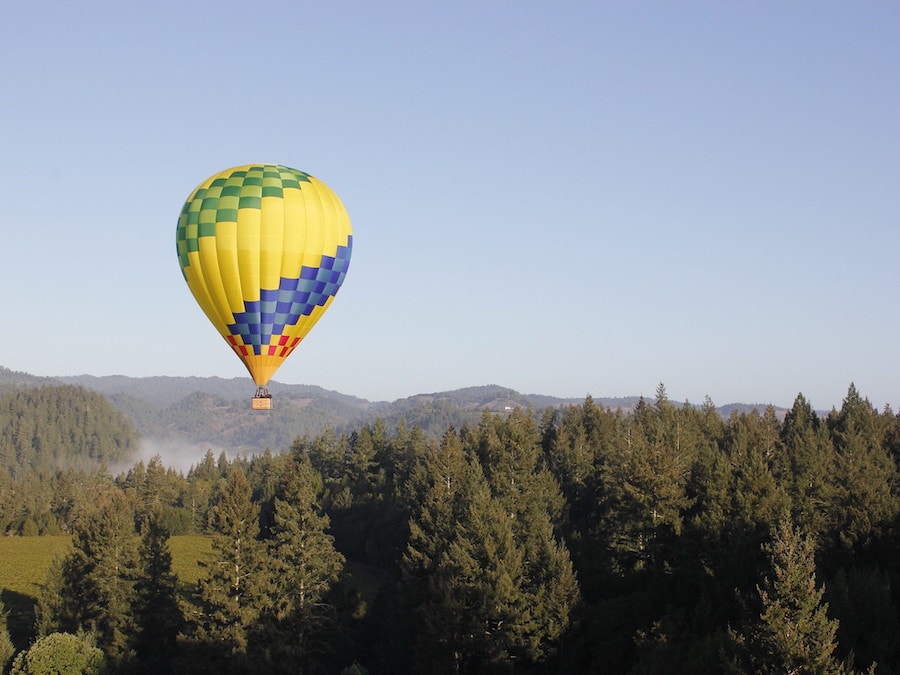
left=0, top=367, right=791, bottom=455
left=0, top=385, right=135, bottom=478
left=61, top=375, right=595, bottom=448
left=0, top=383, right=897, bottom=673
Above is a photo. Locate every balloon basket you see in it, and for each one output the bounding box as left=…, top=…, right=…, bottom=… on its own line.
left=252, top=388, right=272, bottom=410
left=251, top=397, right=272, bottom=410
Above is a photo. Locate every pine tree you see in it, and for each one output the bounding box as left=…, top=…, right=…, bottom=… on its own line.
left=726, top=410, right=789, bottom=541
left=193, top=467, right=269, bottom=661
left=307, top=427, right=347, bottom=490
left=138, top=455, right=170, bottom=524
left=403, top=429, right=501, bottom=671
left=329, top=423, right=390, bottom=565
left=436, top=480, right=527, bottom=671
left=544, top=396, right=609, bottom=511
left=403, top=429, right=480, bottom=599
left=347, top=424, right=384, bottom=499
left=133, top=507, right=184, bottom=666
left=543, top=397, right=619, bottom=596
left=744, top=519, right=842, bottom=674
left=48, top=488, right=139, bottom=664
left=405, top=415, right=579, bottom=669
left=474, top=410, right=567, bottom=526
left=826, top=384, right=899, bottom=555
left=9, top=632, right=106, bottom=675
left=256, top=454, right=345, bottom=670
left=407, top=464, right=526, bottom=673
left=776, top=394, right=834, bottom=539
left=471, top=410, right=578, bottom=662
left=827, top=565, right=898, bottom=672
left=600, top=403, right=692, bottom=573
left=685, top=398, right=731, bottom=544
left=385, top=421, right=430, bottom=494
left=191, top=449, right=219, bottom=482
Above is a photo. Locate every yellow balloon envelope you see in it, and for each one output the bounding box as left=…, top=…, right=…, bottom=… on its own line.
left=176, top=164, right=352, bottom=390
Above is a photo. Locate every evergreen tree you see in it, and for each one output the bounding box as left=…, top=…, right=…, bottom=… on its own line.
left=133, top=507, right=184, bottom=666
left=247, top=449, right=282, bottom=509
left=193, top=467, right=269, bottom=662
left=727, top=409, right=786, bottom=530
left=49, top=488, right=139, bottom=664
left=4, top=470, right=58, bottom=535
left=600, top=403, right=691, bottom=573
left=190, top=449, right=220, bottom=482
left=34, top=556, right=65, bottom=642
left=685, top=397, right=731, bottom=545
left=326, top=423, right=396, bottom=567
left=405, top=418, right=579, bottom=670
left=406, top=458, right=525, bottom=673
left=724, top=409, right=790, bottom=581
left=434, top=480, right=527, bottom=671
left=827, top=564, right=898, bottom=672
left=367, top=420, right=431, bottom=569
left=543, top=397, right=619, bottom=596
left=248, top=450, right=290, bottom=538
left=403, top=429, right=498, bottom=670
left=475, top=409, right=565, bottom=527
left=255, top=453, right=345, bottom=670
left=544, top=396, right=605, bottom=501
left=470, top=410, right=578, bottom=662
left=184, top=458, right=216, bottom=534
left=307, top=427, right=348, bottom=494
left=9, top=632, right=105, bottom=675
left=742, top=519, right=842, bottom=674
left=826, top=384, right=899, bottom=556
left=384, top=421, right=430, bottom=497
left=137, top=455, right=170, bottom=526
left=681, top=403, right=739, bottom=636
left=346, top=424, right=384, bottom=499
left=404, top=429, right=481, bottom=600
left=776, top=394, right=834, bottom=539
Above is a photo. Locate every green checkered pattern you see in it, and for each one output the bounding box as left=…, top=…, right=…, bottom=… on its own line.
left=176, top=165, right=313, bottom=273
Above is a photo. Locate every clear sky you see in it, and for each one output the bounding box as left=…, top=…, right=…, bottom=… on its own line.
left=1, top=1, right=897, bottom=411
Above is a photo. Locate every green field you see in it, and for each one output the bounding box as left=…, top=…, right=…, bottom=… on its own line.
left=168, top=534, right=215, bottom=587
left=0, top=535, right=213, bottom=649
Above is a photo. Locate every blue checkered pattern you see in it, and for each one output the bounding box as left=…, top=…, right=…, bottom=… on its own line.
left=226, top=236, right=352, bottom=353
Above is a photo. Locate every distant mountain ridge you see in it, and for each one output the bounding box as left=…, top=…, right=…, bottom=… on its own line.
left=0, top=366, right=787, bottom=458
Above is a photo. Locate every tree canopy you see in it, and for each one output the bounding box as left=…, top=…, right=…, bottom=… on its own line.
left=0, top=383, right=897, bottom=674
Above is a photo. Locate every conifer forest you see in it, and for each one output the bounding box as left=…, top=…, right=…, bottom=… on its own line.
left=0, top=382, right=898, bottom=674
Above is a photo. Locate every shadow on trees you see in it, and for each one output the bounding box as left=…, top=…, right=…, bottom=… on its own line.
left=2, top=588, right=36, bottom=651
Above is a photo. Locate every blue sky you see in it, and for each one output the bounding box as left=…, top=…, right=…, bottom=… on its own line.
left=1, top=2, right=897, bottom=410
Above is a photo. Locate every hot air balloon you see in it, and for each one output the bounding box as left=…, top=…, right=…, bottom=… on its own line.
left=176, top=164, right=352, bottom=409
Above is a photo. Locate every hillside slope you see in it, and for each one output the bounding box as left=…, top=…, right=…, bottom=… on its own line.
left=0, top=367, right=786, bottom=459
